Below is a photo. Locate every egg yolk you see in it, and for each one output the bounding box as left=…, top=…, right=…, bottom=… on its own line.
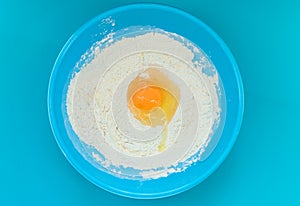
left=132, top=86, right=162, bottom=111
left=127, top=68, right=180, bottom=152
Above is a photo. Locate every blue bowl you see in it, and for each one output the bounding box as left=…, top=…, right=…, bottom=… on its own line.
left=48, top=3, right=244, bottom=199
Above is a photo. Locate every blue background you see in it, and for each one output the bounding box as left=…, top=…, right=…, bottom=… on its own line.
left=1, top=0, right=299, bottom=205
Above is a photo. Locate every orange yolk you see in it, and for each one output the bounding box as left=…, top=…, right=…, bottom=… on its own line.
left=127, top=68, right=180, bottom=128
left=132, top=86, right=162, bottom=111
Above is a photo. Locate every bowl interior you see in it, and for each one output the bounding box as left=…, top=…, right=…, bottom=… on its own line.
left=48, top=4, right=244, bottom=199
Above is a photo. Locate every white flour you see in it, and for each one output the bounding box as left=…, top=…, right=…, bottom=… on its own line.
left=66, top=27, right=222, bottom=179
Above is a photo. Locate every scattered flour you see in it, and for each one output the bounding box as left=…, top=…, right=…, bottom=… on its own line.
left=66, top=27, right=222, bottom=179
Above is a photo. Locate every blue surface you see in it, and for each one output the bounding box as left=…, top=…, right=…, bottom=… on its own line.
left=1, top=0, right=300, bottom=205
left=48, top=4, right=243, bottom=198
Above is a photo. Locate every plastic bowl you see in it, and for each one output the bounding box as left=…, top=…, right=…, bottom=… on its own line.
left=48, top=3, right=244, bottom=199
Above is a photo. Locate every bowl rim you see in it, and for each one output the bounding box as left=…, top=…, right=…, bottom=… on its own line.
left=47, top=3, right=244, bottom=199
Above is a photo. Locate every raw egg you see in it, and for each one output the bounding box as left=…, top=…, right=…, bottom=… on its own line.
left=127, top=68, right=180, bottom=151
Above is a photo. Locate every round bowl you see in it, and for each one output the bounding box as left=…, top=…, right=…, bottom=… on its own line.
left=48, top=3, right=244, bottom=199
